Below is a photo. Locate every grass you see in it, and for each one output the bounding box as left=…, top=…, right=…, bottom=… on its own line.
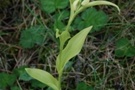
left=0, top=0, right=135, bottom=90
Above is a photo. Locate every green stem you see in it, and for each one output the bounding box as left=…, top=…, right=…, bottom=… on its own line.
left=65, top=7, right=84, bottom=32
left=65, top=14, right=74, bottom=31
left=57, top=3, right=85, bottom=90
left=65, top=12, right=80, bottom=32
left=58, top=71, right=63, bottom=90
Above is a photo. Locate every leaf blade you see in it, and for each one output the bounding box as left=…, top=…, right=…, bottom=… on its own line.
left=73, top=8, right=109, bottom=32
left=84, top=1, right=120, bottom=13
left=56, top=26, right=92, bottom=73
left=19, top=25, right=45, bottom=48
left=25, top=68, right=59, bottom=90
left=39, top=0, right=68, bottom=13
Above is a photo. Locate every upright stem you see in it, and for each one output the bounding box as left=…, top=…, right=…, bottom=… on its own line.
left=65, top=15, right=74, bottom=31
left=58, top=71, right=63, bottom=90
left=65, top=12, right=78, bottom=32
left=57, top=2, right=82, bottom=90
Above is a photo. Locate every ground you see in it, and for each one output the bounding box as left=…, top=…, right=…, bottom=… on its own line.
left=0, top=0, right=135, bottom=90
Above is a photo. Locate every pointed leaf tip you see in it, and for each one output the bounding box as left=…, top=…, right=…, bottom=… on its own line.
left=25, top=68, right=59, bottom=90
left=84, top=1, right=120, bottom=14
left=56, top=26, right=92, bottom=73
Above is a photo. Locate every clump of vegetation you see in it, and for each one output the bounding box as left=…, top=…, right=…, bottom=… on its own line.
left=25, top=0, right=120, bottom=90
left=0, top=0, right=135, bottom=90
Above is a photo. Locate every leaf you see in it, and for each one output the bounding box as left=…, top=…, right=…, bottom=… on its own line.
left=115, top=38, right=135, bottom=57
left=47, top=87, right=54, bottom=90
left=19, top=71, right=32, bottom=81
left=56, top=29, right=71, bottom=51
left=73, top=8, right=109, bottom=32
left=64, top=61, right=74, bottom=71
left=31, top=79, right=47, bottom=88
left=115, top=38, right=130, bottom=57
left=76, top=82, right=94, bottom=90
left=54, top=20, right=66, bottom=32
left=83, top=0, right=120, bottom=13
left=39, top=0, right=69, bottom=13
left=56, top=26, right=92, bottom=74
left=54, top=10, right=69, bottom=31
left=53, top=10, right=69, bottom=21
left=59, top=30, right=71, bottom=51
left=11, top=86, right=20, bottom=90
left=0, top=73, right=16, bottom=89
left=25, top=68, right=59, bottom=90
left=19, top=25, right=45, bottom=48
left=13, top=66, right=32, bottom=81
left=126, top=46, right=135, bottom=57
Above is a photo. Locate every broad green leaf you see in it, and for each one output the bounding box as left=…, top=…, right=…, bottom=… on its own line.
left=39, top=0, right=69, bottom=13
left=76, top=82, right=94, bottom=90
left=19, top=25, right=45, bottom=48
left=56, top=26, right=92, bottom=74
left=73, top=8, right=108, bottom=32
left=0, top=73, right=16, bottom=89
left=25, top=68, right=59, bottom=90
left=54, top=20, right=65, bottom=32
left=13, top=66, right=32, bottom=81
left=19, top=71, right=32, bottom=81
left=31, top=80, right=47, bottom=88
left=115, top=38, right=135, bottom=57
left=47, top=87, right=54, bottom=90
left=11, top=86, right=20, bottom=90
left=126, top=46, right=135, bottom=57
left=81, top=0, right=120, bottom=13
left=115, top=38, right=130, bottom=57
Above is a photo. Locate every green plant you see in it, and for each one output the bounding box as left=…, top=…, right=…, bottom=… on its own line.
left=0, top=66, right=48, bottom=90
left=73, top=7, right=109, bottom=32
left=0, top=72, right=16, bottom=89
left=39, top=0, right=69, bottom=13
left=115, top=37, right=135, bottom=57
left=0, top=66, right=27, bottom=90
left=25, top=0, right=120, bottom=90
left=19, top=25, right=46, bottom=48
left=76, top=82, right=94, bottom=90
